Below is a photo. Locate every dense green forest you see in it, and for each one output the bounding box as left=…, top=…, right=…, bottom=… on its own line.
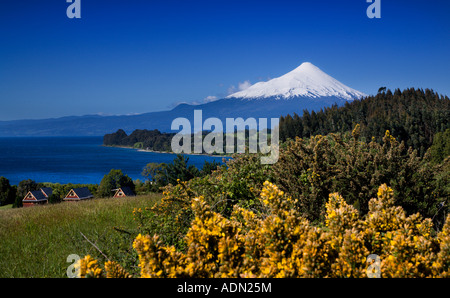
left=279, top=88, right=449, bottom=156
left=103, top=129, right=175, bottom=152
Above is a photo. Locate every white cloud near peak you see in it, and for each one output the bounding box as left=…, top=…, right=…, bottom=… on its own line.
left=227, top=80, right=252, bottom=95
left=238, top=80, right=252, bottom=91
left=203, top=95, right=218, bottom=103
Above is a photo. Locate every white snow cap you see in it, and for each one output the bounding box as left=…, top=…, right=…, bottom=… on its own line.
left=227, top=62, right=366, bottom=101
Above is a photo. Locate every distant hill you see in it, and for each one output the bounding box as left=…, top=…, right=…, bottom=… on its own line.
left=103, top=129, right=175, bottom=152
left=0, top=62, right=365, bottom=137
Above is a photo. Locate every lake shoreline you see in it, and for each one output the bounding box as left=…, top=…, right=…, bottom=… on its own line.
left=0, top=137, right=229, bottom=186
left=103, top=144, right=232, bottom=159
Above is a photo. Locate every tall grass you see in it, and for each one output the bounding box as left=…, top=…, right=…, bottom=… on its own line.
left=0, top=194, right=161, bottom=278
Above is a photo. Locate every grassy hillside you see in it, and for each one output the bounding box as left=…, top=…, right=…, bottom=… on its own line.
left=0, top=194, right=161, bottom=278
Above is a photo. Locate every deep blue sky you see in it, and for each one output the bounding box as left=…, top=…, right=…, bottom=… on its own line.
left=0, top=0, right=449, bottom=121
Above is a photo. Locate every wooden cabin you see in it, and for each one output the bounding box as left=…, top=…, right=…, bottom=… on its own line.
left=64, top=187, right=94, bottom=202
left=113, top=186, right=136, bottom=198
left=22, top=188, right=53, bottom=207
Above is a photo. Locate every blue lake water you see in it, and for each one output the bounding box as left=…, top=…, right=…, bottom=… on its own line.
left=0, top=137, right=229, bottom=186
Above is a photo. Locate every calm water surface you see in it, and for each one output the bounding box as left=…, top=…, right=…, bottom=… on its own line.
left=0, top=137, right=228, bottom=185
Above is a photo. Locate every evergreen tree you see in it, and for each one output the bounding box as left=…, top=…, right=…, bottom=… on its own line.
left=0, top=177, right=16, bottom=206
left=428, top=128, right=450, bottom=164
left=98, top=169, right=135, bottom=198
left=164, top=155, right=200, bottom=186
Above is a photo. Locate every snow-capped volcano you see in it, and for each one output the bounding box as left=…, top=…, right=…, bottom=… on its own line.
left=227, top=62, right=366, bottom=101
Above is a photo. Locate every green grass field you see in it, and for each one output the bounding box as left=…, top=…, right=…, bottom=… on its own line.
left=0, top=204, right=12, bottom=210
left=0, top=194, right=161, bottom=278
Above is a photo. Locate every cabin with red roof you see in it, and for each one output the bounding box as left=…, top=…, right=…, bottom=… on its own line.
left=113, top=186, right=136, bottom=198
left=63, top=187, right=94, bottom=202
left=22, top=188, right=53, bottom=207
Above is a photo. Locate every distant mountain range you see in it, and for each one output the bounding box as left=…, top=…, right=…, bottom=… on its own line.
left=0, top=62, right=367, bottom=136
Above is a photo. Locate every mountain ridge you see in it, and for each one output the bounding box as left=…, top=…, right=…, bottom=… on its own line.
left=0, top=62, right=367, bottom=136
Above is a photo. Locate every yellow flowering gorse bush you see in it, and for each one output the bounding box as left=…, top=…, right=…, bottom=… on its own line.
left=80, top=182, right=450, bottom=278
left=76, top=255, right=131, bottom=278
